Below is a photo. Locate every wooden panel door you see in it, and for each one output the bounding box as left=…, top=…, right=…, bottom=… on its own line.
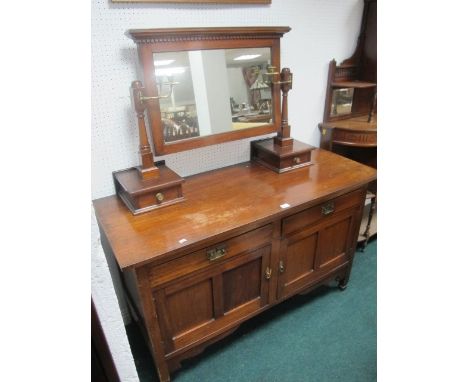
left=278, top=207, right=359, bottom=299
left=153, top=245, right=271, bottom=355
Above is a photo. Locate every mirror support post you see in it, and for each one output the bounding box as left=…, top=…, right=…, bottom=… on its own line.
left=131, top=81, right=160, bottom=180
left=274, top=68, right=293, bottom=147
left=251, top=67, right=315, bottom=173
left=111, top=80, right=185, bottom=215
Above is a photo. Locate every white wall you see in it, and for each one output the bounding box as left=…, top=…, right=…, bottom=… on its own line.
left=202, top=50, right=233, bottom=134
left=91, top=0, right=364, bottom=378
left=91, top=208, right=139, bottom=382
left=228, top=67, right=250, bottom=107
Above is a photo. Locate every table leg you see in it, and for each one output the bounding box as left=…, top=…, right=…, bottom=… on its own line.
left=362, top=195, right=376, bottom=251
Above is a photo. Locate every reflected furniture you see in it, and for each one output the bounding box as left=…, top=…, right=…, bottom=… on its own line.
left=94, top=25, right=377, bottom=382
left=319, top=0, right=377, bottom=247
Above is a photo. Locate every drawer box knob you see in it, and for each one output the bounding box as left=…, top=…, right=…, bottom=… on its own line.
left=321, top=201, right=335, bottom=216
left=293, top=156, right=301, bottom=164
left=207, top=246, right=227, bottom=261
left=155, top=192, right=165, bottom=202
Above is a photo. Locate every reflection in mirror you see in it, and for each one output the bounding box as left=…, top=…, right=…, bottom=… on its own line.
left=330, top=88, right=354, bottom=116
left=153, top=48, right=272, bottom=143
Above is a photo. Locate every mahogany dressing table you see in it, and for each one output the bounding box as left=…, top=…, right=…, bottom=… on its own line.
left=93, top=26, right=377, bottom=381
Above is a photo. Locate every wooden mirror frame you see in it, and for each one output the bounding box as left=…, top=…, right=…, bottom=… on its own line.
left=126, top=27, right=290, bottom=155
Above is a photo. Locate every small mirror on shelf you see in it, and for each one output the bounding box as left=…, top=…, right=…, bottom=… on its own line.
left=153, top=47, right=273, bottom=144
left=330, top=88, right=354, bottom=116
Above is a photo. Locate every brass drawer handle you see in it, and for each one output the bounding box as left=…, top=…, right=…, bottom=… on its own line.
left=265, top=267, right=272, bottom=280
left=293, top=156, right=301, bottom=164
left=207, top=246, right=227, bottom=261
left=321, top=201, right=335, bottom=216
left=155, top=192, right=165, bottom=202
left=279, top=260, right=285, bottom=273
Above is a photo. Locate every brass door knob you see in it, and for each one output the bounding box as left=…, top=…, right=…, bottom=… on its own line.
left=265, top=267, right=272, bottom=280
left=155, top=192, right=165, bottom=202
left=279, top=260, right=285, bottom=273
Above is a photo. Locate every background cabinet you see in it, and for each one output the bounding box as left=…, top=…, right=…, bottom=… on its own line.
left=318, top=0, right=377, bottom=250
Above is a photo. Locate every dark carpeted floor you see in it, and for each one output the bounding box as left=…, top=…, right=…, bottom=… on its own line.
left=126, top=238, right=377, bottom=382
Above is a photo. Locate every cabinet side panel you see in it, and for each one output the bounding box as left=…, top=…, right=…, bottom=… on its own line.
left=123, top=269, right=144, bottom=319
left=134, top=267, right=171, bottom=382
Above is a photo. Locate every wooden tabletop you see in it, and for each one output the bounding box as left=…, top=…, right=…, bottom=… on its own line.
left=93, top=149, right=376, bottom=270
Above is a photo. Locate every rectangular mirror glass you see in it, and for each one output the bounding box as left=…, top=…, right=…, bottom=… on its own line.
left=153, top=48, right=272, bottom=143
left=330, top=88, right=354, bottom=117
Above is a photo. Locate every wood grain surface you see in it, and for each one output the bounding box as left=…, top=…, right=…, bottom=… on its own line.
left=93, top=149, right=376, bottom=269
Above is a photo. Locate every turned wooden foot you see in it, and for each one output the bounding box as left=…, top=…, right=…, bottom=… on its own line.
left=336, top=275, right=348, bottom=291
left=155, top=368, right=171, bottom=382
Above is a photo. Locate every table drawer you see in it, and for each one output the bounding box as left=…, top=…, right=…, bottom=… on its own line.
left=149, top=224, right=273, bottom=287
left=282, top=189, right=364, bottom=237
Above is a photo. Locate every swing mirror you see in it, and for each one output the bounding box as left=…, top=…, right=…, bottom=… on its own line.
left=127, top=27, right=289, bottom=155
